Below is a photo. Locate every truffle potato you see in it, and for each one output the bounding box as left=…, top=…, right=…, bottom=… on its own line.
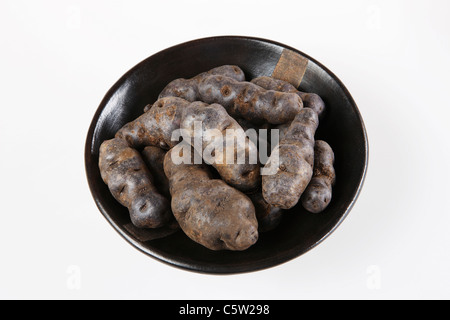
left=160, top=73, right=303, bottom=125
left=115, top=96, right=261, bottom=192
left=251, top=76, right=325, bottom=117
left=301, top=140, right=336, bottom=213
left=197, top=75, right=303, bottom=125
left=99, top=138, right=172, bottom=228
left=164, top=145, right=259, bottom=251
left=158, top=65, right=246, bottom=101
left=116, top=97, right=191, bottom=150
left=180, top=101, right=261, bottom=192
left=262, top=108, right=319, bottom=209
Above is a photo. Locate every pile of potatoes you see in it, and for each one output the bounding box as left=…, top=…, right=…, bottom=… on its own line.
left=99, top=65, right=336, bottom=251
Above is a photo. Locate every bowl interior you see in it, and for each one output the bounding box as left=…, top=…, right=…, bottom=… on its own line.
left=85, top=36, right=368, bottom=274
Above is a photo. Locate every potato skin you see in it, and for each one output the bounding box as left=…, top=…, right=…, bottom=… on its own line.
left=158, top=65, right=246, bottom=101
left=141, top=146, right=170, bottom=198
left=197, top=75, right=303, bottom=125
left=164, top=146, right=258, bottom=251
left=99, top=98, right=189, bottom=229
left=180, top=101, right=261, bottom=192
left=301, top=140, right=336, bottom=213
left=274, top=122, right=291, bottom=141
left=115, top=96, right=260, bottom=192
left=262, top=108, right=319, bottom=209
left=99, top=138, right=171, bottom=228
left=160, top=70, right=303, bottom=125
left=251, top=76, right=325, bottom=117
left=116, top=97, right=191, bottom=150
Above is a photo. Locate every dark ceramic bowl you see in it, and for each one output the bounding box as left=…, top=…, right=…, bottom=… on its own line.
left=85, top=36, right=368, bottom=274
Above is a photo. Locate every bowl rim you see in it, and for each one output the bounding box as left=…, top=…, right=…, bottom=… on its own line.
left=85, top=35, right=369, bottom=274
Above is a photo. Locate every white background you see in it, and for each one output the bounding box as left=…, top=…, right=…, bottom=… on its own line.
left=1, top=0, right=449, bottom=300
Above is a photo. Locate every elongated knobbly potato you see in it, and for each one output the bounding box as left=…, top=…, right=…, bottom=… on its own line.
left=158, top=65, right=245, bottom=101
left=99, top=138, right=172, bottom=228
left=160, top=71, right=303, bottom=125
left=180, top=101, right=261, bottom=192
left=116, top=97, right=191, bottom=150
left=301, top=140, right=336, bottom=213
left=164, top=145, right=258, bottom=251
left=116, top=96, right=260, bottom=192
left=141, top=146, right=170, bottom=198
left=198, top=75, right=303, bottom=125
left=251, top=76, right=325, bottom=117
left=262, top=108, right=319, bottom=209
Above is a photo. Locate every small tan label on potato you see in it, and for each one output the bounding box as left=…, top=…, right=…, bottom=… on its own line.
left=271, top=49, right=309, bottom=88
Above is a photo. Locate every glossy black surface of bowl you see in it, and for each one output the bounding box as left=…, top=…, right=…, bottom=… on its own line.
left=85, top=36, right=368, bottom=274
